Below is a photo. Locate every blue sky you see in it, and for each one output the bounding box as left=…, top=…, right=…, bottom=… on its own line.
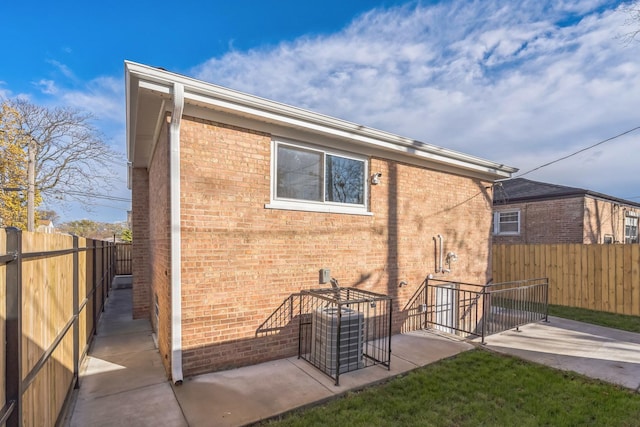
left=2, top=0, right=639, bottom=223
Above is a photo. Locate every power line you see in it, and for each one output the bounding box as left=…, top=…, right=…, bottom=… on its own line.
left=78, top=201, right=131, bottom=211
left=53, top=189, right=131, bottom=203
left=516, top=126, right=640, bottom=178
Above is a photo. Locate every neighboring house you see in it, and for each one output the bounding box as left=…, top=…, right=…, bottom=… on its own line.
left=125, top=61, right=516, bottom=383
left=36, top=219, right=56, bottom=234
left=493, top=178, right=640, bottom=244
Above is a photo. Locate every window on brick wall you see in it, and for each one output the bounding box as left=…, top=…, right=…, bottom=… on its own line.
left=267, top=140, right=370, bottom=215
left=493, top=210, right=520, bottom=235
left=603, top=234, right=614, bottom=244
left=625, top=216, right=638, bottom=243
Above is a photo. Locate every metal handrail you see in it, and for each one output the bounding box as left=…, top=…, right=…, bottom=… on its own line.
left=423, top=276, right=549, bottom=343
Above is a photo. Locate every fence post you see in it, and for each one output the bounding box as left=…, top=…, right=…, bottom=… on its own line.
left=5, top=227, right=22, bottom=427
left=106, top=242, right=111, bottom=299
left=481, top=285, right=487, bottom=345
left=92, top=239, right=97, bottom=335
left=72, top=235, right=80, bottom=388
left=423, top=277, right=429, bottom=329
left=101, top=240, right=106, bottom=311
left=544, top=278, right=550, bottom=323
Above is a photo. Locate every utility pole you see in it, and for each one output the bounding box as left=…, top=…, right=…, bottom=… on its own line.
left=27, top=139, right=35, bottom=232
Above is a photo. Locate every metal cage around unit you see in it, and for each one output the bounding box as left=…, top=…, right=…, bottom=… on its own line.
left=298, top=287, right=392, bottom=386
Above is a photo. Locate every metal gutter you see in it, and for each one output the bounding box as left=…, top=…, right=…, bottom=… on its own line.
left=125, top=61, right=517, bottom=179
left=169, top=82, right=184, bottom=384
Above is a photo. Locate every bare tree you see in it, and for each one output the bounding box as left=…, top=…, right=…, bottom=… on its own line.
left=621, top=2, right=640, bottom=43
left=1, top=98, right=122, bottom=230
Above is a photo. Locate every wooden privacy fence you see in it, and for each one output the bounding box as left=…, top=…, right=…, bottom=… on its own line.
left=0, top=227, right=116, bottom=427
left=115, top=243, right=132, bottom=275
left=492, top=244, right=640, bottom=316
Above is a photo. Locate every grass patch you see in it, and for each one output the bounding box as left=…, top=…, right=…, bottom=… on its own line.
left=548, top=305, right=640, bottom=333
left=263, top=350, right=640, bottom=427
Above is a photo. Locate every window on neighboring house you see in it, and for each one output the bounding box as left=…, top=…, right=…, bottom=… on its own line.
left=603, top=235, right=614, bottom=244
left=625, top=216, right=638, bottom=243
left=269, top=140, right=368, bottom=214
left=493, top=210, right=520, bottom=235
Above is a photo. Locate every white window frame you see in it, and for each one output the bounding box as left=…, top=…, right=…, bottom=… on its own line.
left=266, top=139, right=371, bottom=216
left=624, top=216, right=638, bottom=243
left=493, top=210, right=520, bottom=235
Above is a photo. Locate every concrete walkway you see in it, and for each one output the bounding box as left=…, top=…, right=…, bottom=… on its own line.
left=68, top=286, right=187, bottom=427
left=66, top=287, right=473, bottom=426
left=481, top=316, right=640, bottom=392
left=68, top=286, right=640, bottom=426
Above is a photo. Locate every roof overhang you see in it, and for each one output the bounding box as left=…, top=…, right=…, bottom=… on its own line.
left=125, top=61, right=517, bottom=186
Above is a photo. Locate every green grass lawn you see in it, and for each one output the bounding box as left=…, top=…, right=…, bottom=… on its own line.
left=263, top=349, right=640, bottom=427
left=548, top=305, right=640, bottom=333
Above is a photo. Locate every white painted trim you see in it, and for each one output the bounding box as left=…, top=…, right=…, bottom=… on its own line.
left=125, top=65, right=138, bottom=176
left=270, top=138, right=370, bottom=214
left=169, top=82, right=184, bottom=384
left=125, top=61, right=517, bottom=180
left=147, top=99, right=167, bottom=170
left=493, top=209, right=521, bottom=236
left=265, top=201, right=373, bottom=216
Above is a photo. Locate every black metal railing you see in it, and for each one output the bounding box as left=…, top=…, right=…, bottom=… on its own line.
left=256, top=293, right=301, bottom=336
left=483, top=278, right=549, bottom=337
left=422, top=277, right=548, bottom=343
left=0, top=227, right=116, bottom=427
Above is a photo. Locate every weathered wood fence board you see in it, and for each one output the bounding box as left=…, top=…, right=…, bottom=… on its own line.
left=0, top=228, right=118, bottom=427
left=492, top=244, right=640, bottom=316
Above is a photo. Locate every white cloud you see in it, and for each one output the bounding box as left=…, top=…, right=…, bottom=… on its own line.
left=34, top=79, right=59, bottom=95
left=60, top=76, right=124, bottom=124
left=0, top=81, right=11, bottom=99
left=46, top=59, right=76, bottom=80
left=191, top=0, right=640, bottom=200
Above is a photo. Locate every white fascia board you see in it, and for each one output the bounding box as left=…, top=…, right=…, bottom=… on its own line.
left=125, top=61, right=518, bottom=179
left=125, top=65, right=138, bottom=164
left=184, top=89, right=514, bottom=178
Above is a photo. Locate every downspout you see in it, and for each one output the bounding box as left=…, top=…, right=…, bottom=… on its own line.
left=170, top=82, right=184, bottom=384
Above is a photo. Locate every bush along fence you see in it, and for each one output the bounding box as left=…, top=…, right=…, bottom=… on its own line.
left=0, top=227, right=116, bottom=427
left=493, top=244, right=640, bottom=316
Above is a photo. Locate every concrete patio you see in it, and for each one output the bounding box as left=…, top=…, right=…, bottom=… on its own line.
left=481, top=316, right=640, bottom=392
left=66, top=285, right=640, bottom=426
left=66, top=287, right=474, bottom=427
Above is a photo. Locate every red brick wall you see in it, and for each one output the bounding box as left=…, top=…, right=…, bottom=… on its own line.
left=147, top=118, right=172, bottom=376
left=494, top=197, right=640, bottom=244
left=177, top=115, right=494, bottom=376
left=493, top=197, right=585, bottom=244
left=131, top=167, right=150, bottom=319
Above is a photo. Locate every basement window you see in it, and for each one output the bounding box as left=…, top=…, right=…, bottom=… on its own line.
left=493, top=210, right=520, bottom=235
left=266, top=140, right=370, bottom=215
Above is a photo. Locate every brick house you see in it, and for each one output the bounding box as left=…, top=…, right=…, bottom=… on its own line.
left=125, top=61, right=516, bottom=383
left=493, top=178, right=640, bottom=244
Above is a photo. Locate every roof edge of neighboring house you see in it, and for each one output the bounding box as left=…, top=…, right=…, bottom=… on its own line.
left=494, top=178, right=640, bottom=209
left=125, top=60, right=517, bottom=184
